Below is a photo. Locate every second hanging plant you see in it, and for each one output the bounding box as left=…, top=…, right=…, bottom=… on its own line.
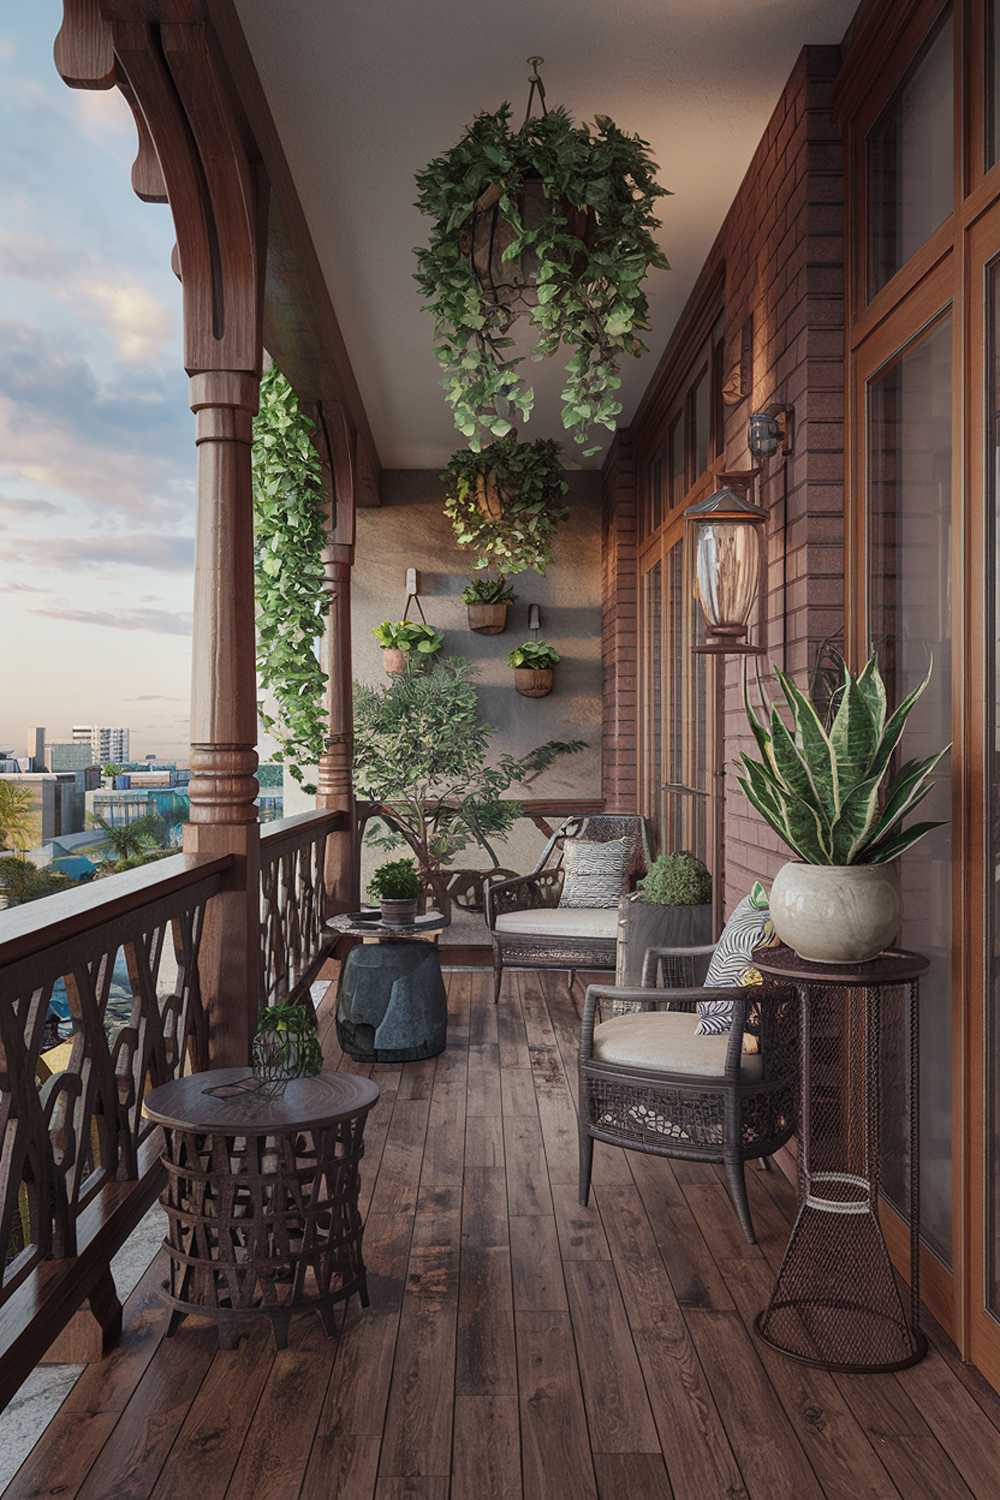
left=443, top=433, right=568, bottom=575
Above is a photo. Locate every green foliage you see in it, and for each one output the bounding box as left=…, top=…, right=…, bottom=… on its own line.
left=738, top=654, right=950, bottom=866
left=373, top=620, right=444, bottom=656
left=253, top=365, right=329, bottom=794
left=638, top=852, right=712, bottom=906
left=0, top=857, right=72, bottom=906
left=91, top=814, right=167, bottom=865
left=508, top=640, right=560, bottom=670
left=368, top=857, right=422, bottom=901
left=101, top=763, right=124, bottom=780
left=354, top=656, right=585, bottom=912
left=0, top=781, right=33, bottom=853
left=254, top=1004, right=323, bottom=1078
left=461, top=573, right=515, bottom=605
left=443, top=435, right=568, bottom=574
left=257, top=763, right=284, bottom=790
left=414, top=102, right=670, bottom=452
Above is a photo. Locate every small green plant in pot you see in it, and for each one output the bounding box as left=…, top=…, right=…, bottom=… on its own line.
left=738, top=654, right=950, bottom=964
left=462, top=574, right=515, bottom=635
left=252, top=1004, right=323, bottom=1097
left=618, top=852, right=714, bottom=986
left=369, top=857, right=423, bottom=925
left=509, top=640, right=560, bottom=698
left=373, top=620, right=443, bottom=675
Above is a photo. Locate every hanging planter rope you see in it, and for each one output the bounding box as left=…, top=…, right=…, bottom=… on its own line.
left=415, top=57, right=671, bottom=455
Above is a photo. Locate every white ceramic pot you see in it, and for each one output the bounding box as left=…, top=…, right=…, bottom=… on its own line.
left=769, top=862, right=900, bottom=964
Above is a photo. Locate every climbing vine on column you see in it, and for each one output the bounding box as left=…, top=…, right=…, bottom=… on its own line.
left=252, top=365, right=329, bottom=792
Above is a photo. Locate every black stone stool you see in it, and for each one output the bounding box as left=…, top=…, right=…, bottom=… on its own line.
left=329, top=911, right=449, bottom=1063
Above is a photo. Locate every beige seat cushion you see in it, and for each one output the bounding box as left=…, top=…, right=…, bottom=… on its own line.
left=495, top=907, right=618, bottom=940
left=592, top=1010, right=763, bottom=1080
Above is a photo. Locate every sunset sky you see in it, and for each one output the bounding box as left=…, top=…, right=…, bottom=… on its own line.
left=0, top=4, right=194, bottom=760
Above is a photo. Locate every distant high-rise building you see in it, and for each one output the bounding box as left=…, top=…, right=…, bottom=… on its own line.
left=25, top=726, right=46, bottom=771
left=46, top=741, right=97, bottom=772
left=71, top=725, right=130, bottom=765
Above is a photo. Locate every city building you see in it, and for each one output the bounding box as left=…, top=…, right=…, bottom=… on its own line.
left=24, top=727, right=45, bottom=772
left=45, top=741, right=97, bottom=773
left=0, top=772, right=89, bottom=846
left=71, top=725, right=130, bottom=764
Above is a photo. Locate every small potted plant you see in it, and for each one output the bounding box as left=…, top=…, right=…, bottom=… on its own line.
left=508, top=640, right=560, bottom=698
left=738, top=654, right=950, bottom=963
left=462, top=574, right=515, bottom=634
left=368, top=857, right=423, bottom=925
left=372, top=620, right=443, bottom=674
left=252, top=1003, right=324, bottom=1096
left=617, top=852, right=713, bottom=987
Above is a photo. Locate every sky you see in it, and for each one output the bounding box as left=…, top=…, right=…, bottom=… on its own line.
left=0, top=5, right=194, bottom=761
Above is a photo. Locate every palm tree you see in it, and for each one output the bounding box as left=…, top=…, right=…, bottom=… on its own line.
left=0, top=782, right=34, bottom=853
left=92, top=814, right=162, bottom=864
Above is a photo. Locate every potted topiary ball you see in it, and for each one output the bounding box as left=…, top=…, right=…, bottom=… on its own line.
left=616, top=851, right=714, bottom=987
left=368, top=857, right=423, bottom=925
left=372, top=620, right=443, bottom=675
left=508, top=639, right=560, bottom=697
left=462, top=574, right=515, bottom=634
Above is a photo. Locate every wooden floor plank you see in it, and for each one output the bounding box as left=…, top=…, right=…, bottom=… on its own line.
left=367, top=1099, right=431, bottom=1219
left=517, top=1310, right=598, bottom=1500
left=627, top=1152, right=736, bottom=1310
left=503, top=1112, right=554, bottom=1218
left=594, top=1452, right=674, bottom=1500
left=509, top=1214, right=568, bottom=1312
left=452, top=1391, right=521, bottom=1500
left=223, top=1325, right=337, bottom=1500
left=563, top=1258, right=660, bottom=1454
left=552, top=1180, right=610, bottom=1261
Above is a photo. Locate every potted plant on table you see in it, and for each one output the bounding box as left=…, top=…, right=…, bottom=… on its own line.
left=617, top=851, right=713, bottom=986
left=509, top=640, right=560, bottom=698
left=373, top=620, right=443, bottom=675
left=368, top=857, right=423, bottom=926
left=252, top=1004, right=323, bottom=1097
left=737, top=655, right=950, bottom=964
left=462, top=574, right=515, bottom=634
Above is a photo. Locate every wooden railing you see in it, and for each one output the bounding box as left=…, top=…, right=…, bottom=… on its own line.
left=0, top=852, right=230, bottom=1406
left=259, top=809, right=346, bottom=1008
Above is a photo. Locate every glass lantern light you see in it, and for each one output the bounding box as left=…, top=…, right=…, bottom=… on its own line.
left=684, top=484, right=768, bottom=655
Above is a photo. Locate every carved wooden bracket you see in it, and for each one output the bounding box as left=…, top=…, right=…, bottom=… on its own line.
left=55, top=0, right=265, bottom=376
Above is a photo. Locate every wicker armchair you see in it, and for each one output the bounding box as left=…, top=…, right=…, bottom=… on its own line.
left=484, top=814, right=654, bottom=1004
left=578, top=944, right=797, bottom=1243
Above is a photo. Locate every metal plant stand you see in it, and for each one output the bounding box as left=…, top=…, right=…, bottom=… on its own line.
left=328, top=910, right=449, bottom=1063
left=143, top=1068, right=379, bottom=1350
left=753, top=945, right=928, bottom=1373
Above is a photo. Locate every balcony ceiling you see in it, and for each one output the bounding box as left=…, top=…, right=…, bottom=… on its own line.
left=233, top=0, right=855, bottom=469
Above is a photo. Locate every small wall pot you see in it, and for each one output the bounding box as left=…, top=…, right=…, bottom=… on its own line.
left=616, top=896, right=714, bottom=987
left=514, top=666, right=554, bottom=698
left=769, top=861, right=900, bottom=964
left=380, top=897, right=418, bottom=926
left=467, top=602, right=509, bottom=635
left=383, top=648, right=407, bottom=675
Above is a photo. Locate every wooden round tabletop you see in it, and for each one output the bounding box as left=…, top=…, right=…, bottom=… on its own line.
left=143, top=1068, right=379, bottom=1133
left=753, top=944, right=929, bottom=986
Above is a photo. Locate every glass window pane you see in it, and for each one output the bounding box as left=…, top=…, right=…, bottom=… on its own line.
left=987, top=259, right=1000, bottom=1316
left=867, top=313, right=953, bottom=1263
left=668, top=412, right=684, bottom=508
left=650, top=454, right=663, bottom=532
left=691, top=372, right=710, bottom=482
left=666, top=541, right=684, bottom=852
left=867, top=10, right=953, bottom=299
left=989, top=0, right=1000, bottom=170
left=691, top=587, right=709, bottom=862
left=645, top=562, right=663, bottom=846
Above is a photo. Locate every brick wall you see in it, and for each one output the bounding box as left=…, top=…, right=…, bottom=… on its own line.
left=603, top=45, right=846, bottom=912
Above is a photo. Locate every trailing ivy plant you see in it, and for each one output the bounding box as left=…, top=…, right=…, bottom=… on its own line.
left=252, top=365, right=329, bottom=793
left=443, top=434, right=568, bottom=574
left=415, top=102, right=670, bottom=454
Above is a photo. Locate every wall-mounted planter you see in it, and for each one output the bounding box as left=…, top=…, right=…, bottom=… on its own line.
left=514, top=666, right=554, bottom=698
left=467, top=602, right=509, bottom=635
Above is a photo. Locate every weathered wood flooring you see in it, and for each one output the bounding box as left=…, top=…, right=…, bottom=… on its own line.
left=8, top=968, right=1000, bottom=1499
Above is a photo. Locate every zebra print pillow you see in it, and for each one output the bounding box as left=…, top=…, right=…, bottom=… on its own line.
left=559, top=837, right=630, bottom=909
left=696, top=881, right=776, bottom=1035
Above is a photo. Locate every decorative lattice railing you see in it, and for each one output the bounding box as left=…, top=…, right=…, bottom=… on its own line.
left=259, top=809, right=344, bottom=1009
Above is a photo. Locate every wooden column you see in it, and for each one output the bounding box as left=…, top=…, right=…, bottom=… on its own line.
left=56, top=2, right=268, bottom=1064
left=311, top=402, right=357, bottom=911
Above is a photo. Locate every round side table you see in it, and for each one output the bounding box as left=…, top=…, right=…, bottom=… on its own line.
left=143, top=1068, right=379, bottom=1350
left=328, top=910, right=449, bottom=1063
left=753, top=946, right=928, bottom=1373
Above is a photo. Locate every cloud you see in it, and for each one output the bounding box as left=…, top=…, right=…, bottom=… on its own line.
left=71, top=87, right=134, bottom=142
left=82, top=282, right=174, bottom=363
left=31, top=606, right=192, bottom=636
left=126, top=694, right=185, bottom=702
left=2, top=580, right=45, bottom=594
left=0, top=233, right=79, bottom=284
left=0, top=496, right=63, bottom=516
left=0, top=39, right=15, bottom=64
left=10, top=533, right=194, bottom=572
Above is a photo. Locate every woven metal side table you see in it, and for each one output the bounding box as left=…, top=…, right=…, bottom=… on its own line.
left=753, top=945, right=928, bottom=1373
left=143, top=1068, right=379, bottom=1350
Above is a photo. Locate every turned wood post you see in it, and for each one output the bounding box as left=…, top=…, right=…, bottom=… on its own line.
left=311, top=402, right=357, bottom=912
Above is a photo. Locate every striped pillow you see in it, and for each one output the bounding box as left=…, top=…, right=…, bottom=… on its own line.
left=696, top=882, right=777, bottom=1035
left=559, top=837, right=630, bottom=909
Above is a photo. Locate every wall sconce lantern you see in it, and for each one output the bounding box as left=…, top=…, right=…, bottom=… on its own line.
left=748, top=403, right=794, bottom=460
left=685, top=477, right=767, bottom=655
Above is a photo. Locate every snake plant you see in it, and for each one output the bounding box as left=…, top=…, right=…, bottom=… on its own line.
left=738, top=655, right=949, bottom=865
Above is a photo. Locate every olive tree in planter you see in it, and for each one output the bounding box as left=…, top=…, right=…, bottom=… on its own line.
left=354, top=657, right=584, bottom=918
left=372, top=620, right=444, bottom=675
left=509, top=640, right=560, bottom=698
left=443, top=434, right=568, bottom=575
left=415, top=102, right=670, bottom=455
left=738, top=655, right=950, bottom=963
left=616, top=852, right=713, bottom=987
left=462, top=574, right=515, bottom=635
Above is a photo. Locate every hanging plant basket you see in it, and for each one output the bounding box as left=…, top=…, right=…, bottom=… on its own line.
left=414, top=67, right=670, bottom=455
left=514, top=667, right=553, bottom=698
left=444, top=435, right=568, bottom=575
left=373, top=621, right=444, bottom=675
